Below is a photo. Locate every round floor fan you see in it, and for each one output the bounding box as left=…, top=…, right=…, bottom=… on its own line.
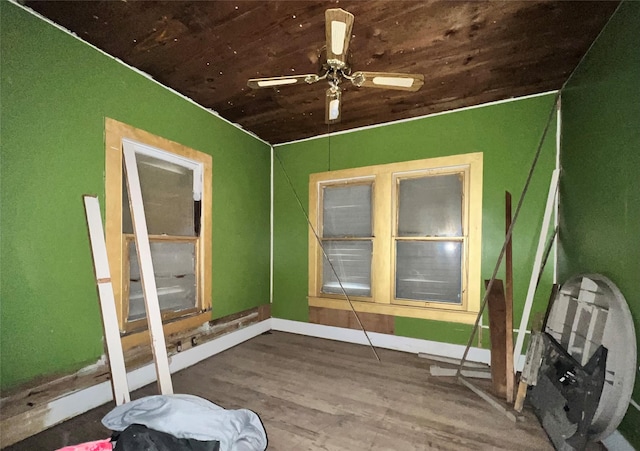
left=247, top=8, right=424, bottom=124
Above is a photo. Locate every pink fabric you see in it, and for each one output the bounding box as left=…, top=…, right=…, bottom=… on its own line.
left=55, top=438, right=112, bottom=451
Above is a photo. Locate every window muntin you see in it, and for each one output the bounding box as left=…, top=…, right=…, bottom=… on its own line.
left=308, top=153, right=482, bottom=324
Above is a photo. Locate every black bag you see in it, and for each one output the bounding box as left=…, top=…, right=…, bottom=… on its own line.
left=113, top=424, right=220, bottom=451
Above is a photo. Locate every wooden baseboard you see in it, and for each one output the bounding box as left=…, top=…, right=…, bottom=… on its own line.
left=309, top=306, right=394, bottom=334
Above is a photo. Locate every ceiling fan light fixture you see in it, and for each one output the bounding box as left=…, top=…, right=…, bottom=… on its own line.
left=325, top=87, right=342, bottom=124
left=329, top=99, right=340, bottom=120
left=372, top=76, right=415, bottom=88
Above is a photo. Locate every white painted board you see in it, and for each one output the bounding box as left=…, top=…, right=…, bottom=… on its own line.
left=83, top=195, right=130, bottom=405
left=122, top=143, right=174, bottom=395
left=513, top=169, right=559, bottom=369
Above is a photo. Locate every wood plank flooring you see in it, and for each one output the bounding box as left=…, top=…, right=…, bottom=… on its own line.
left=3, top=331, right=554, bottom=450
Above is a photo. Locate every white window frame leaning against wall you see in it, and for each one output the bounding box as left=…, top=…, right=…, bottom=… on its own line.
left=308, top=153, right=483, bottom=324
left=105, top=118, right=212, bottom=348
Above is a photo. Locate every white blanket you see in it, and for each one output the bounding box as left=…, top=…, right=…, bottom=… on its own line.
left=102, top=394, right=267, bottom=451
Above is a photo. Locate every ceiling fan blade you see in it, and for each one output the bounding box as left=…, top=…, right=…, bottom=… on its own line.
left=351, top=71, right=424, bottom=91
left=247, top=74, right=320, bottom=89
left=325, top=87, right=342, bottom=124
left=325, top=8, right=354, bottom=68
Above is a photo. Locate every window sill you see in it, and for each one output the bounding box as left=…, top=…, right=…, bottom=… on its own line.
left=308, top=296, right=478, bottom=324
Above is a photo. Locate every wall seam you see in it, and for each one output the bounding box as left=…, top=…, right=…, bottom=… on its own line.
left=270, top=146, right=274, bottom=304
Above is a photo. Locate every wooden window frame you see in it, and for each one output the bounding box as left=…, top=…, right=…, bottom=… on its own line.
left=391, top=166, right=469, bottom=310
left=308, top=153, right=483, bottom=324
left=105, top=118, right=212, bottom=343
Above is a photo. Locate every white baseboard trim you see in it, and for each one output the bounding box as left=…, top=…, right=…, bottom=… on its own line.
left=38, top=320, right=270, bottom=442
left=271, top=318, right=492, bottom=365
left=602, top=430, right=636, bottom=451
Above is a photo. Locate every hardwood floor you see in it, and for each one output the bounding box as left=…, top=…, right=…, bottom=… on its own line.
left=4, top=331, right=553, bottom=450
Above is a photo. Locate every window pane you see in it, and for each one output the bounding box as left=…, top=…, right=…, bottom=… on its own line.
left=123, top=153, right=195, bottom=236
left=322, top=184, right=372, bottom=238
left=321, top=240, right=372, bottom=297
left=398, top=174, right=463, bottom=237
left=128, top=241, right=197, bottom=321
left=396, top=241, right=462, bottom=304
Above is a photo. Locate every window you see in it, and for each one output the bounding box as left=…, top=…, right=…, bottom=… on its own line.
left=321, top=183, right=373, bottom=297
left=105, top=119, right=212, bottom=340
left=309, top=153, right=482, bottom=324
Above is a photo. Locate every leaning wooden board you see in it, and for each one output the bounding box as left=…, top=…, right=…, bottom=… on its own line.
left=486, top=279, right=508, bottom=399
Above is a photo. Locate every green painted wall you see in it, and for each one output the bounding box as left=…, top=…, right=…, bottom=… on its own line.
left=0, top=3, right=270, bottom=391
left=273, top=93, right=558, bottom=347
left=558, top=2, right=640, bottom=446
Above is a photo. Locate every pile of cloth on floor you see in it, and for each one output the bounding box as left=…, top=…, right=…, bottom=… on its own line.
left=56, top=394, right=267, bottom=451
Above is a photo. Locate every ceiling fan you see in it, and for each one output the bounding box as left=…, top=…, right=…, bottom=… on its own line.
left=247, top=8, right=424, bottom=124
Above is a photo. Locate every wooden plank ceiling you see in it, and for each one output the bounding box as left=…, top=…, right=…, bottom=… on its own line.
left=25, top=1, right=619, bottom=144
